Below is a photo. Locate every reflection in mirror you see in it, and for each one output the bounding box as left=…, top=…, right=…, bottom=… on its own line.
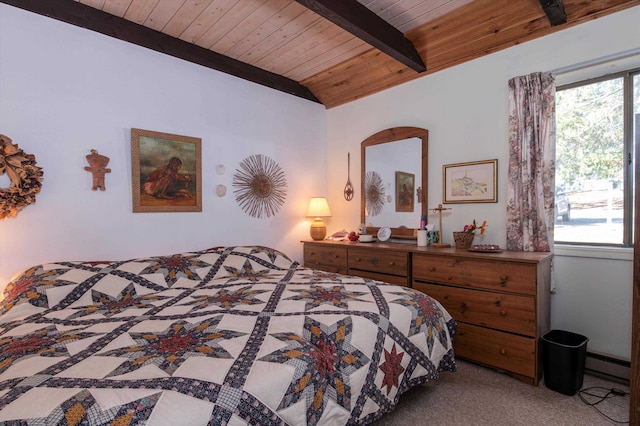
left=365, top=138, right=422, bottom=227
left=361, top=127, right=428, bottom=238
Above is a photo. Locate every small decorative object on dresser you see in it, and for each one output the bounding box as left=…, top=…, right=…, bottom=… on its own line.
left=417, top=229, right=428, bottom=247
left=453, top=231, right=475, bottom=249
left=430, top=204, right=451, bottom=248
left=376, top=225, right=391, bottom=242
left=306, top=197, right=332, bottom=240
left=359, top=234, right=374, bottom=242
left=454, top=219, right=487, bottom=249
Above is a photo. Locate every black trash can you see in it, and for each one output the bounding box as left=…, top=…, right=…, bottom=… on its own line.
left=542, top=330, right=589, bottom=396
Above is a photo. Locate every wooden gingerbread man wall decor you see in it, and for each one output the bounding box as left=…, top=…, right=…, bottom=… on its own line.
left=84, top=149, right=111, bottom=191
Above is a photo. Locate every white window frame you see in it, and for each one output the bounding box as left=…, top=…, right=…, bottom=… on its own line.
left=553, top=63, right=640, bottom=248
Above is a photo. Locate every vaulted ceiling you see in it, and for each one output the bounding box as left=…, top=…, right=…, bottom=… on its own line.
left=3, top=0, right=639, bottom=108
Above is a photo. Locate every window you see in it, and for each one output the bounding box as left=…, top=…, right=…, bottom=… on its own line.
left=554, top=68, right=639, bottom=245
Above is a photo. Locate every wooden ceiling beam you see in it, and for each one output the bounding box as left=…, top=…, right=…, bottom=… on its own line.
left=0, top=0, right=322, bottom=104
left=294, top=0, right=426, bottom=73
left=538, top=0, right=567, bottom=26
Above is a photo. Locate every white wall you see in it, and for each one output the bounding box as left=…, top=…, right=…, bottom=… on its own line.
left=0, top=5, right=326, bottom=285
left=326, top=7, right=640, bottom=360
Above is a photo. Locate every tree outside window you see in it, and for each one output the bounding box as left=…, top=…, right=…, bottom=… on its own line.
left=554, top=70, right=639, bottom=245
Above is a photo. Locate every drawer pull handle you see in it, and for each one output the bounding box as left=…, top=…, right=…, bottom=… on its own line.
left=500, top=276, right=508, bottom=286
left=333, top=254, right=339, bottom=259
left=500, top=348, right=507, bottom=356
left=500, top=310, right=507, bottom=317
left=355, top=258, right=361, bottom=262
left=429, top=266, right=436, bottom=272
left=459, top=302, right=467, bottom=313
left=388, top=261, right=395, bottom=266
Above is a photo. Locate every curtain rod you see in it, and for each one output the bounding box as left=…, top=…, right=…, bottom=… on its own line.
left=552, top=47, right=640, bottom=75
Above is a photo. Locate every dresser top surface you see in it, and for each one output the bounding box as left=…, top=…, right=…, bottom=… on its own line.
left=302, top=240, right=553, bottom=264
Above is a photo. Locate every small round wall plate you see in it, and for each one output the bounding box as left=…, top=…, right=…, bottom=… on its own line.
left=216, top=164, right=226, bottom=175
left=216, top=184, right=227, bottom=197
left=377, top=226, right=391, bottom=242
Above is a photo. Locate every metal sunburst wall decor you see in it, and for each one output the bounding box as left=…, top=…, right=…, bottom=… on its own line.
left=233, top=154, right=287, bottom=218
left=364, top=170, right=385, bottom=217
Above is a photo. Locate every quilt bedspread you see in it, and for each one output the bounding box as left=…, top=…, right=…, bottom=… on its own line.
left=0, top=245, right=456, bottom=425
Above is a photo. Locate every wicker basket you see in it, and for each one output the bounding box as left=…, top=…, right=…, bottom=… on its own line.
left=453, top=231, right=475, bottom=249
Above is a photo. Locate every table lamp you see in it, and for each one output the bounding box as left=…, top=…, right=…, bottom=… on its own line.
left=306, top=197, right=332, bottom=240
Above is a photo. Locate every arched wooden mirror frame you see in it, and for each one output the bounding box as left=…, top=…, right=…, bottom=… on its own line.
left=361, top=126, right=428, bottom=238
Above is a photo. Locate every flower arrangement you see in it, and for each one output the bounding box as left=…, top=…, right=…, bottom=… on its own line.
left=463, top=220, right=487, bottom=234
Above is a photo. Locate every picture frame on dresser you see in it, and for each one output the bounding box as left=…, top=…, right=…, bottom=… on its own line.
left=443, top=159, right=497, bottom=203
left=131, top=128, right=202, bottom=213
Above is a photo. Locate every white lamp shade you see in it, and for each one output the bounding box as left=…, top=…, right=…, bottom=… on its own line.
left=306, top=197, right=332, bottom=218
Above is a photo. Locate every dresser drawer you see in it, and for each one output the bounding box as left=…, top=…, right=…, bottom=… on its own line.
left=414, top=282, right=536, bottom=336
left=455, top=323, right=536, bottom=379
left=413, top=254, right=536, bottom=295
left=348, top=248, right=409, bottom=277
left=303, top=245, right=348, bottom=273
left=348, top=269, right=409, bottom=287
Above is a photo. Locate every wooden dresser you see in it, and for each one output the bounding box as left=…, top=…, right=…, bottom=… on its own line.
left=303, top=240, right=410, bottom=286
left=301, top=240, right=552, bottom=385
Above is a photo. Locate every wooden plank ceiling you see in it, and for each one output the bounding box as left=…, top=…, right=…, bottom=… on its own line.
left=3, top=0, right=640, bottom=108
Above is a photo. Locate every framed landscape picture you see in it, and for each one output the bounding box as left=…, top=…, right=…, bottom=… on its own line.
left=395, top=171, right=415, bottom=212
left=443, top=159, right=497, bottom=203
left=131, top=128, right=202, bottom=212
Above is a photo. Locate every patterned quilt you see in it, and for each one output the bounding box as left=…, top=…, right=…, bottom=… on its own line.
left=0, top=246, right=456, bottom=425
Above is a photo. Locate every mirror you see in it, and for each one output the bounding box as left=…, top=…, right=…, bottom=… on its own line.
left=361, top=127, right=428, bottom=238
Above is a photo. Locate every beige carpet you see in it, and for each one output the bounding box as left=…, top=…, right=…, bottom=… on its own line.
left=373, top=359, right=630, bottom=425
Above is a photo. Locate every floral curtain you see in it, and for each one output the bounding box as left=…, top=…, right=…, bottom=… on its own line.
left=506, top=72, right=556, bottom=252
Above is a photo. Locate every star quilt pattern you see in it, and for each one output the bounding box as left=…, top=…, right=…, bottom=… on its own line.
left=0, top=246, right=456, bottom=425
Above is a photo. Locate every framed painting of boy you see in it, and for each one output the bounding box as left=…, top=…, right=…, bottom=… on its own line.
left=131, top=128, right=202, bottom=213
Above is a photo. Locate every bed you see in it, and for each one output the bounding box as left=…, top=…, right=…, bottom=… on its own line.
left=0, top=245, right=456, bottom=425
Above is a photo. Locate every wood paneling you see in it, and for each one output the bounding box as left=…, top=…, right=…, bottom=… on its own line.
left=3, top=0, right=639, bottom=106
left=295, top=0, right=426, bottom=71
left=303, top=0, right=640, bottom=107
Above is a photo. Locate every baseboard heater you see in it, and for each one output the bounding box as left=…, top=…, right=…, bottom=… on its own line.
left=585, top=351, right=630, bottom=384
